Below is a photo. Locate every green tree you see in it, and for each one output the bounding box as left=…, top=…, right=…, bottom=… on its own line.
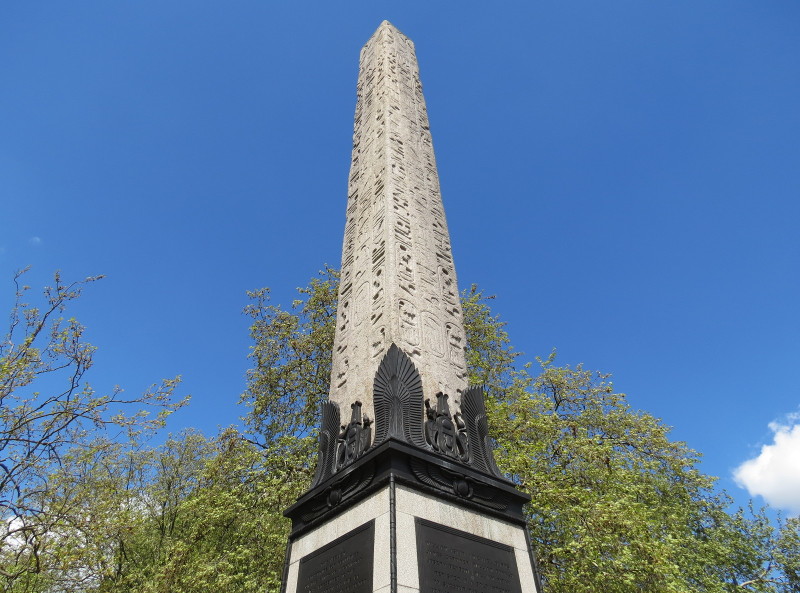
left=7, top=269, right=797, bottom=593
left=241, top=267, right=338, bottom=456
left=775, top=517, right=800, bottom=591
left=0, top=270, right=185, bottom=591
left=56, top=427, right=303, bottom=593
left=238, top=274, right=798, bottom=593
left=462, top=284, right=800, bottom=593
left=104, top=429, right=294, bottom=593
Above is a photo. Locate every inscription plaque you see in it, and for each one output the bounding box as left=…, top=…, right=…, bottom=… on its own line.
left=415, top=518, right=522, bottom=593
left=297, top=521, right=374, bottom=593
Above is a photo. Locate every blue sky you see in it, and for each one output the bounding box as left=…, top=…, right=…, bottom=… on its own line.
left=2, top=1, right=798, bottom=514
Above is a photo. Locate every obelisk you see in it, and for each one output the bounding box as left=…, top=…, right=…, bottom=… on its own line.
left=330, top=20, right=468, bottom=424
left=282, top=22, right=541, bottom=593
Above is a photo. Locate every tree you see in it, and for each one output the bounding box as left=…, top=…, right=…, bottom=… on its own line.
left=0, top=269, right=185, bottom=590
left=775, top=517, right=800, bottom=591
left=6, top=268, right=797, bottom=593
left=463, top=284, right=800, bottom=593
left=241, top=266, right=338, bottom=453
left=0, top=267, right=325, bottom=593
left=133, top=428, right=301, bottom=593
left=239, top=265, right=338, bottom=506
left=239, top=274, right=799, bottom=593
left=82, top=428, right=295, bottom=593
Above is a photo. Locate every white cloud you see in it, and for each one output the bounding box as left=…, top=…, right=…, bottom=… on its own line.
left=2, top=516, right=28, bottom=551
left=28, top=236, right=42, bottom=246
left=734, top=413, right=800, bottom=515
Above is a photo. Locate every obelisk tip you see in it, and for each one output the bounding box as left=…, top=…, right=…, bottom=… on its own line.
left=369, top=19, right=407, bottom=40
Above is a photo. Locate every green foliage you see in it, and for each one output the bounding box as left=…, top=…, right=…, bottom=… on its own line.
left=463, top=284, right=799, bottom=593
left=775, top=518, right=800, bottom=591
left=241, top=267, right=338, bottom=458
left=4, top=269, right=798, bottom=593
left=120, top=429, right=300, bottom=593
left=0, top=270, right=185, bottom=590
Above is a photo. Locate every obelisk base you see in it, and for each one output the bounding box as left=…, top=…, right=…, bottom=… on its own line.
left=282, top=442, right=541, bottom=593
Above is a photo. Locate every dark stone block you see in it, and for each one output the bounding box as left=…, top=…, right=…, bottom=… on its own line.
left=296, top=521, right=374, bottom=593
left=415, top=518, right=522, bottom=593
left=286, top=439, right=529, bottom=537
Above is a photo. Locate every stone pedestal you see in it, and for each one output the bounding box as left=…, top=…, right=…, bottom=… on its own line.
left=282, top=440, right=541, bottom=593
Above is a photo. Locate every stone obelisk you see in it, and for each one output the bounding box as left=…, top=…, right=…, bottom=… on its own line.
left=282, top=22, right=541, bottom=593
left=330, top=20, right=468, bottom=423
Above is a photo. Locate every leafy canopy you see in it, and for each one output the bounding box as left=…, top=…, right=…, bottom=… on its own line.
left=2, top=269, right=798, bottom=593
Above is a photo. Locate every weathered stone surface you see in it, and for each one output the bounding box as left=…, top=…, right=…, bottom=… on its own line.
left=330, top=21, right=468, bottom=424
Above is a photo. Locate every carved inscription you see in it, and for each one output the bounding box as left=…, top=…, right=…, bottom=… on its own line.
left=296, top=521, right=374, bottom=593
left=415, top=519, right=522, bottom=593
left=329, top=21, right=470, bottom=422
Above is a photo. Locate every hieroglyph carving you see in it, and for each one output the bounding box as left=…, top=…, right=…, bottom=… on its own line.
left=330, top=21, right=468, bottom=427
left=424, top=392, right=469, bottom=462
left=336, top=402, right=372, bottom=470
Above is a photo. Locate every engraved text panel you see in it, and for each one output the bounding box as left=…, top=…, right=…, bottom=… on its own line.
left=296, top=521, right=374, bottom=593
left=415, top=519, right=522, bottom=593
